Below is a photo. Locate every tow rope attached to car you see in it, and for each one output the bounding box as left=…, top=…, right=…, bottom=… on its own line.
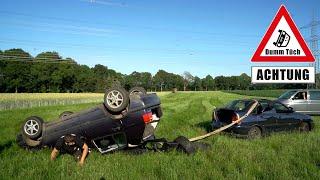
left=189, top=100, right=258, bottom=142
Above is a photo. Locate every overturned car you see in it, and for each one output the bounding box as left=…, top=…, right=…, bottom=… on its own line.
left=212, top=99, right=314, bottom=139
left=17, top=87, right=163, bottom=154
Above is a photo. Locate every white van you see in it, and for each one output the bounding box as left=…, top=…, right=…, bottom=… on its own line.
left=278, top=89, right=320, bottom=115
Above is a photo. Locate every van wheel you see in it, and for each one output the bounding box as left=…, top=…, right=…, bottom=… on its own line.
left=129, top=87, right=146, bottom=96
left=299, top=122, right=310, bottom=132
left=104, top=87, right=129, bottom=113
left=248, top=126, right=262, bottom=139
left=22, top=116, right=43, bottom=140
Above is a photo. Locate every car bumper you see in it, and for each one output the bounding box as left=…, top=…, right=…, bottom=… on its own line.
left=211, top=121, right=251, bottom=136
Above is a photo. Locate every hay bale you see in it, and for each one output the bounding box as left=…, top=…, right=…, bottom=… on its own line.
left=172, top=88, right=178, bottom=93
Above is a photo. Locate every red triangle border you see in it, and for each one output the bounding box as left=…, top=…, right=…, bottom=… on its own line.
left=251, top=5, right=315, bottom=62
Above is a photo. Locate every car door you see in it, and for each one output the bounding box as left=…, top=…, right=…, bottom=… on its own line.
left=307, top=90, right=320, bottom=114
left=258, top=109, right=278, bottom=133
left=290, top=91, right=308, bottom=113
left=273, top=102, right=298, bottom=131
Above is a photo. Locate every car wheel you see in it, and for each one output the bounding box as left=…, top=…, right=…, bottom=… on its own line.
left=16, top=134, right=28, bottom=148
left=17, top=133, right=41, bottom=151
left=174, top=136, right=196, bottom=155
left=22, top=116, right=44, bottom=140
left=156, top=107, right=163, bottom=118
left=192, top=142, right=211, bottom=151
left=59, top=111, right=73, bottom=119
left=104, top=87, right=129, bottom=113
left=247, top=126, right=262, bottom=139
left=129, top=87, right=147, bottom=96
left=299, top=122, right=310, bottom=132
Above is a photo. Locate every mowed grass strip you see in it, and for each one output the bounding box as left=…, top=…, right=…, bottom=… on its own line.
left=223, top=90, right=287, bottom=98
left=0, top=93, right=104, bottom=110
left=0, top=92, right=170, bottom=110
left=0, top=91, right=319, bottom=179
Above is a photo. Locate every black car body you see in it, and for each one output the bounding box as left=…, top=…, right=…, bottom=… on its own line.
left=18, top=91, right=163, bottom=154
left=212, top=99, right=314, bottom=138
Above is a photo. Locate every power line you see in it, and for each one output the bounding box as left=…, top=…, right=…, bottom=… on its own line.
left=300, top=21, right=320, bottom=29
left=0, top=19, right=257, bottom=49
left=0, top=11, right=259, bottom=56
left=0, top=10, right=259, bottom=38
left=301, top=14, right=319, bottom=72
left=0, top=37, right=253, bottom=56
left=300, top=10, right=320, bottom=88
left=79, top=0, right=128, bottom=7
left=0, top=54, right=251, bottom=67
left=0, top=15, right=258, bottom=44
left=0, top=39, right=205, bottom=55
left=0, top=37, right=255, bottom=56
left=0, top=21, right=114, bottom=37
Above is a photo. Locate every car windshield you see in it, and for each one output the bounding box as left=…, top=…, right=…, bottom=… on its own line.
left=279, top=90, right=297, bottom=99
left=225, top=100, right=255, bottom=112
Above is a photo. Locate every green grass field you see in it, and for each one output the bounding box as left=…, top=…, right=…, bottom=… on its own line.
left=0, top=91, right=319, bottom=179
left=0, top=93, right=104, bottom=110
left=224, top=90, right=287, bottom=98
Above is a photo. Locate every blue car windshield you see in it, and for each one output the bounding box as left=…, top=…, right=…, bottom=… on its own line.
left=279, top=90, right=297, bottom=99
left=225, top=100, right=255, bottom=112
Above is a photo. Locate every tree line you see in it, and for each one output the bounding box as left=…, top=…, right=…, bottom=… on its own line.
left=0, top=48, right=316, bottom=93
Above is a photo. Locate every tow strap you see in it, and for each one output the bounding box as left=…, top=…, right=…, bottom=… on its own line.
left=189, top=100, right=259, bottom=142
left=131, top=100, right=258, bottom=155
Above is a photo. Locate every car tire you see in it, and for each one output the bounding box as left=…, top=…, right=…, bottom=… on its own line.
left=299, top=122, right=310, bottom=132
left=129, top=87, right=147, bottom=96
left=16, top=134, right=28, bottom=148
left=21, top=116, right=44, bottom=140
left=247, top=126, right=262, bottom=139
left=192, top=142, right=211, bottom=151
left=59, top=111, right=73, bottom=119
left=104, top=87, right=129, bottom=113
left=17, top=133, right=41, bottom=151
left=156, top=107, right=163, bottom=118
left=174, top=136, right=196, bottom=155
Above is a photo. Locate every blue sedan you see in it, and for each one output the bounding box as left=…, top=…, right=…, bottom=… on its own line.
left=212, top=99, right=314, bottom=138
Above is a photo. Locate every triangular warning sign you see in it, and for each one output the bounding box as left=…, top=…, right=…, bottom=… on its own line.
left=251, top=5, right=315, bottom=62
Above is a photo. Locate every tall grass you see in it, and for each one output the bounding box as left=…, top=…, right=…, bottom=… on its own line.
left=0, top=91, right=319, bottom=179
left=0, top=93, right=104, bottom=110
left=0, top=92, right=170, bottom=110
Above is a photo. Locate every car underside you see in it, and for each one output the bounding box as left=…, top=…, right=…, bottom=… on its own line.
left=17, top=87, right=164, bottom=153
